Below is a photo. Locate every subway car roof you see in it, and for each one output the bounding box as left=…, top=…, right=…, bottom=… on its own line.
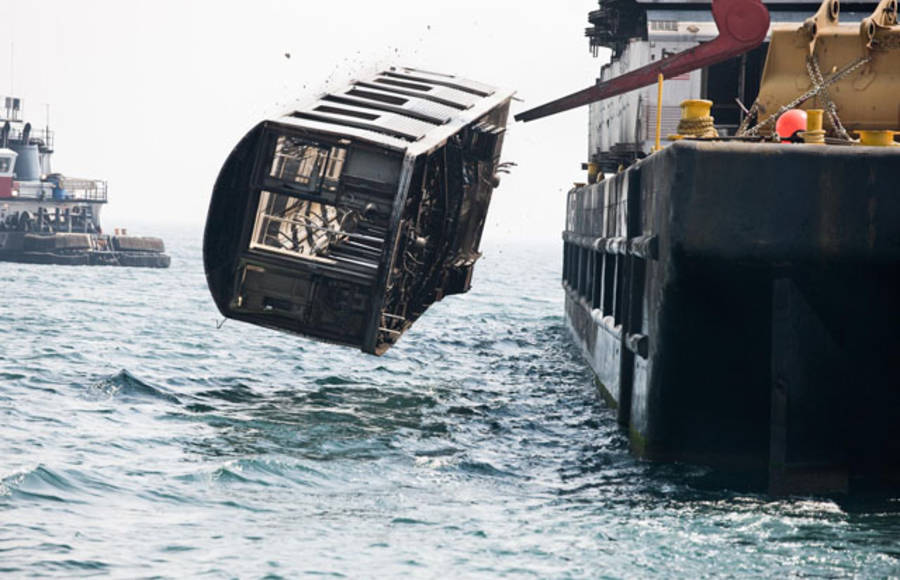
left=272, top=67, right=515, bottom=155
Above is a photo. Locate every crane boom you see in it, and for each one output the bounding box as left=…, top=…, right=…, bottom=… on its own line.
left=515, top=0, right=770, bottom=122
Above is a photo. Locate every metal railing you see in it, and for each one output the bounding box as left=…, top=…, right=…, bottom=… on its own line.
left=12, top=178, right=107, bottom=202
left=4, top=126, right=54, bottom=149
left=61, top=178, right=107, bottom=202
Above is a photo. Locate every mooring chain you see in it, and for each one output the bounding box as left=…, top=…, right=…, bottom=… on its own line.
left=806, top=55, right=851, bottom=141
left=736, top=101, right=760, bottom=136
left=739, top=54, right=872, bottom=137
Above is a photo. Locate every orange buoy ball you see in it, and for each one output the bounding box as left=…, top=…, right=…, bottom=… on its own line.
left=776, top=109, right=807, bottom=142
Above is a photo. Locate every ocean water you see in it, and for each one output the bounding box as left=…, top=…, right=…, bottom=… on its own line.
left=0, top=225, right=898, bottom=578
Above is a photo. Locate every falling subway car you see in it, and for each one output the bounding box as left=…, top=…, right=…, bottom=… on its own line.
left=203, top=68, right=514, bottom=354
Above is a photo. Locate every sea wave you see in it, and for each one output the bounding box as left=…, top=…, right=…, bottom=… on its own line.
left=0, top=233, right=897, bottom=577
left=87, top=369, right=181, bottom=404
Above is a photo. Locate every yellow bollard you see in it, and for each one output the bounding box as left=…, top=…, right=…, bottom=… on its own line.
left=681, top=99, right=713, bottom=119
left=801, top=109, right=826, bottom=144
left=856, top=130, right=899, bottom=146
left=675, top=99, right=718, bottom=138
left=587, top=162, right=600, bottom=184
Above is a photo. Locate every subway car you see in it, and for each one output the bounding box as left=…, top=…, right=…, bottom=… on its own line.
left=203, top=68, right=513, bottom=354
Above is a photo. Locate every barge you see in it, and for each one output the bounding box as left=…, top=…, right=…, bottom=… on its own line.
left=518, top=0, right=900, bottom=493
left=0, top=97, right=169, bottom=268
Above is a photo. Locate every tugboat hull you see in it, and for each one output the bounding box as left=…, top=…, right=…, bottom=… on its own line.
left=563, top=140, right=900, bottom=493
left=0, top=232, right=170, bottom=268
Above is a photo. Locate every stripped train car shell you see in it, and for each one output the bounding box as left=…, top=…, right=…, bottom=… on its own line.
left=204, top=68, right=514, bottom=354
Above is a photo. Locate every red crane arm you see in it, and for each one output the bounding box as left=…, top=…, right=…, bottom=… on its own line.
left=514, top=0, right=771, bottom=122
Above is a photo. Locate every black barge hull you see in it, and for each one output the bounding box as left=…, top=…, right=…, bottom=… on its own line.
left=563, top=140, right=900, bottom=494
left=0, top=232, right=170, bottom=268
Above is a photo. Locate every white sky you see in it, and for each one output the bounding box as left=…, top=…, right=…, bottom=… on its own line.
left=2, top=0, right=608, bottom=242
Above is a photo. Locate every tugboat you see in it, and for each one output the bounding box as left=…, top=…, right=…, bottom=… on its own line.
left=517, top=0, right=900, bottom=493
left=0, top=97, right=169, bottom=267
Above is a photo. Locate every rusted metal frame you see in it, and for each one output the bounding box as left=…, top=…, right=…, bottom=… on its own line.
left=863, top=0, right=899, bottom=46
